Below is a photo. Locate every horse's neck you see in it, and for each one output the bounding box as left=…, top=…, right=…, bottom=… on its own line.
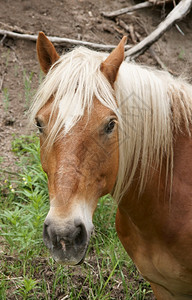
left=116, top=130, right=192, bottom=298
left=118, top=129, right=192, bottom=234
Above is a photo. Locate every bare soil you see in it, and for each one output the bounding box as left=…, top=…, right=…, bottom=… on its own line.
left=0, top=0, right=192, bottom=298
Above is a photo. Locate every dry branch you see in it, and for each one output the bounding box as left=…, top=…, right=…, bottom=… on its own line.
left=101, top=1, right=153, bottom=18
left=0, top=29, right=131, bottom=51
left=125, top=0, right=192, bottom=60
left=101, top=0, right=180, bottom=19
left=148, top=0, right=177, bottom=4
left=0, top=0, right=191, bottom=61
left=119, top=18, right=169, bottom=71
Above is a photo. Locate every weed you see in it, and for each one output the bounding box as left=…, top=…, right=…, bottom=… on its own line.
left=2, top=87, right=10, bottom=111
left=178, top=49, right=185, bottom=60
left=2, top=49, right=10, bottom=68
left=23, top=70, right=35, bottom=108
left=14, top=64, right=19, bottom=77
left=15, top=276, right=38, bottom=299
left=38, top=69, right=44, bottom=85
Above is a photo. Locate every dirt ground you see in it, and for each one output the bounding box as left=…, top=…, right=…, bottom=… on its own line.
left=0, top=0, right=192, bottom=298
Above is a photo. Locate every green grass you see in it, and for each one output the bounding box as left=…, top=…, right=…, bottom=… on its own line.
left=23, top=70, right=35, bottom=108
left=0, top=135, right=153, bottom=299
left=2, top=87, right=10, bottom=111
left=178, top=48, right=185, bottom=60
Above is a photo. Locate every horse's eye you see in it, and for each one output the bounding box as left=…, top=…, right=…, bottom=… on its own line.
left=35, top=118, right=43, bottom=133
left=104, top=119, right=116, bottom=134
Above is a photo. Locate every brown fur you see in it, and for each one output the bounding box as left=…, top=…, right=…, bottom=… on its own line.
left=38, top=99, right=119, bottom=216
left=116, top=132, right=192, bottom=299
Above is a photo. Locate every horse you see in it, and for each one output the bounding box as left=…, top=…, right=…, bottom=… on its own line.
left=30, top=32, right=192, bottom=300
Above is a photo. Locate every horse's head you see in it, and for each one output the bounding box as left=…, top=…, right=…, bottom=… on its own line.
left=34, top=32, right=126, bottom=265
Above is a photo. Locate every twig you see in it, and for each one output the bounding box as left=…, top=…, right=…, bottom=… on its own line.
left=129, top=24, right=138, bottom=44
left=118, top=19, right=131, bottom=32
left=125, top=0, right=192, bottom=60
left=118, top=19, right=137, bottom=44
left=0, top=29, right=131, bottom=51
left=0, top=74, right=5, bottom=92
left=0, top=34, right=7, bottom=45
left=149, top=48, right=168, bottom=70
left=119, top=14, right=179, bottom=74
left=0, top=169, right=19, bottom=176
left=60, top=296, right=69, bottom=300
left=149, top=47, right=179, bottom=75
left=0, top=21, right=30, bottom=34
left=4, top=276, right=23, bottom=281
left=134, top=18, right=169, bottom=71
left=175, top=23, right=185, bottom=35
left=148, top=0, right=176, bottom=4
left=101, top=1, right=153, bottom=19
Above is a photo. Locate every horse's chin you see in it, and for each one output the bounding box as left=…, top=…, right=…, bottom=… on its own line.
left=52, top=246, right=88, bottom=266
left=75, top=249, right=88, bottom=265
left=54, top=255, right=86, bottom=266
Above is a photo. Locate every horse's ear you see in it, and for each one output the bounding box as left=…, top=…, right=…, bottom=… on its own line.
left=100, top=36, right=127, bottom=86
left=37, top=32, right=60, bottom=74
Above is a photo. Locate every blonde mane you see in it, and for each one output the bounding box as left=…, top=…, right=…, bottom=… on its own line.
left=30, top=46, right=192, bottom=202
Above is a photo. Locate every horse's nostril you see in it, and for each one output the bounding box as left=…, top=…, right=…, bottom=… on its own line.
left=74, top=223, right=87, bottom=246
left=43, top=222, right=58, bottom=249
left=43, top=222, right=49, bottom=239
left=43, top=222, right=52, bottom=249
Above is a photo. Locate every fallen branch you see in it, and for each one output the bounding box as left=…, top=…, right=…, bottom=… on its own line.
left=101, top=0, right=179, bottom=19
left=149, top=48, right=168, bottom=71
left=0, top=21, right=30, bottom=34
left=101, top=1, right=153, bottom=18
left=148, top=0, right=177, bottom=4
left=0, top=29, right=131, bottom=51
left=119, top=18, right=170, bottom=71
left=125, top=0, right=192, bottom=60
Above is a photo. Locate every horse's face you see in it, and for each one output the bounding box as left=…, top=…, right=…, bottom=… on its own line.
left=37, top=98, right=119, bottom=264
left=35, top=32, right=126, bottom=264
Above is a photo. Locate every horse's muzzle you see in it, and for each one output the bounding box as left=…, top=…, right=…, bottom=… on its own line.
left=43, top=218, right=89, bottom=265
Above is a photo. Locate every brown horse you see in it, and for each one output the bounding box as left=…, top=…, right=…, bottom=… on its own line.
left=30, top=32, right=192, bottom=299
